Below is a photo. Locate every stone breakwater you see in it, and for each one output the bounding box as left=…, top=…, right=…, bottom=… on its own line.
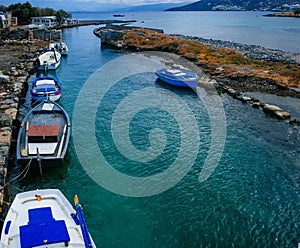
left=0, top=65, right=30, bottom=214
left=0, top=38, right=44, bottom=216
left=184, top=36, right=300, bottom=65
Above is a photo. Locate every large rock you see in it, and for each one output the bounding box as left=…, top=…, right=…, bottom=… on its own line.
left=0, top=114, right=12, bottom=127
left=263, top=104, right=291, bottom=120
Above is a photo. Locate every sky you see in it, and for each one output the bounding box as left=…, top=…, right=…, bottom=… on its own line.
left=1, top=0, right=191, bottom=11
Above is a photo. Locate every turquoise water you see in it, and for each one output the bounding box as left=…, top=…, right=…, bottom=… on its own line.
left=71, top=11, right=300, bottom=53
left=9, top=20, right=300, bottom=247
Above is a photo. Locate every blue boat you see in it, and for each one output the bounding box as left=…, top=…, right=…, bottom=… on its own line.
left=0, top=189, right=96, bottom=247
left=155, top=68, right=199, bottom=88
left=30, top=77, right=62, bottom=102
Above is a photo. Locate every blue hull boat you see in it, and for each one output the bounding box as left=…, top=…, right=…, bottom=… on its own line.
left=30, top=77, right=62, bottom=102
left=155, top=68, right=199, bottom=88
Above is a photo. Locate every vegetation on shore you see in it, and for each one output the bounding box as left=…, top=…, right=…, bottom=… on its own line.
left=0, top=2, right=71, bottom=24
left=264, top=9, right=300, bottom=18
left=116, top=29, right=299, bottom=88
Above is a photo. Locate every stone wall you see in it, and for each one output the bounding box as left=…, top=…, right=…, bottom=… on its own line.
left=0, top=65, right=29, bottom=214
left=33, top=29, right=62, bottom=41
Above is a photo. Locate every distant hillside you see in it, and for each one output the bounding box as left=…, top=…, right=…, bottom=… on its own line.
left=166, top=0, right=300, bottom=11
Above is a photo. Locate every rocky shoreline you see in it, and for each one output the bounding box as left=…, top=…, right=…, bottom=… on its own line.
left=0, top=34, right=48, bottom=216
left=185, top=36, right=300, bottom=65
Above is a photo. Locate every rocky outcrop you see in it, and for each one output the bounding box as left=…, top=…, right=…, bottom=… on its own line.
left=213, top=82, right=295, bottom=122
left=0, top=28, right=29, bottom=40
left=262, top=104, right=291, bottom=120
left=186, top=36, right=300, bottom=65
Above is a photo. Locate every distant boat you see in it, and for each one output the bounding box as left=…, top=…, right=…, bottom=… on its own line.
left=113, top=14, right=125, bottom=17
left=155, top=68, right=199, bottom=88
left=35, top=50, right=61, bottom=71
left=16, top=100, right=70, bottom=167
left=0, top=189, right=96, bottom=247
left=30, top=76, right=62, bottom=102
left=49, top=42, right=69, bottom=56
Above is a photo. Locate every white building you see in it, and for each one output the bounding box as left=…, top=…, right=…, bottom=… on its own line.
left=31, top=16, right=58, bottom=28
left=0, top=13, right=9, bottom=28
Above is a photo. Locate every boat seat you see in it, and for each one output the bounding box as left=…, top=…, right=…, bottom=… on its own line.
left=20, top=207, right=70, bottom=248
left=28, top=207, right=54, bottom=224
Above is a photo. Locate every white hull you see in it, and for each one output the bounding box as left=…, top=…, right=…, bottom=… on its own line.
left=31, top=93, right=61, bottom=102
left=0, top=189, right=95, bottom=247
left=36, top=51, right=61, bottom=71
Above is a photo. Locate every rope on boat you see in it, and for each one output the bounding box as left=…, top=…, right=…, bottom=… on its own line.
left=7, top=157, right=32, bottom=184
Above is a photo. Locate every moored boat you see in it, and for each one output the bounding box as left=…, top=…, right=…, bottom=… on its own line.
left=0, top=189, right=95, bottom=247
left=35, top=50, right=61, bottom=71
left=155, top=68, right=199, bottom=88
left=30, top=76, right=62, bottom=102
left=113, top=14, right=125, bottom=17
left=16, top=100, right=70, bottom=167
left=49, top=42, right=69, bottom=56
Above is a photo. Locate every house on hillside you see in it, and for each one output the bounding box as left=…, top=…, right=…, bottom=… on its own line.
left=0, top=14, right=9, bottom=28
left=31, top=16, right=58, bottom=28
left=0, top=11, right=18, bottom=28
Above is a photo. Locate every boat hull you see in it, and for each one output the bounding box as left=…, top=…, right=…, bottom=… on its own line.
left=31, top=93, right=61, bottom=102
left=155, top=68, right=199, bottom=88
left=37, top=59, right=61, bottom=71
left=0, top=189, right=95, bottom=247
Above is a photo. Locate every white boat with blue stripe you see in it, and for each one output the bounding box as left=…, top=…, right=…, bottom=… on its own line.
left=155, top=68, right=199, bottom=88
left=30, top=77, right=62, bottom=102
left=0, top=189, right=95, bottom=248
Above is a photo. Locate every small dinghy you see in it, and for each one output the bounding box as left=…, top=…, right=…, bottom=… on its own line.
left=0, top=189, right=96, bottom=247
left=155, top=68, right=199, bottom=88
left=35, top=49, right=61, bottom=71
left=16, top=100, right=70, bottom=168
left=49, top=42, right=69, bottom=56
left=30, top=76, right=62, bottom=102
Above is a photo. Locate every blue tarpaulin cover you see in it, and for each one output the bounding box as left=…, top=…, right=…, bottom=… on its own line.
left=19, top=207, right=70, bottom=248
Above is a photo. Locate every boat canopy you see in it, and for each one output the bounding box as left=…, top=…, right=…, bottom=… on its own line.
left=19, top=207, right=70, bottom=248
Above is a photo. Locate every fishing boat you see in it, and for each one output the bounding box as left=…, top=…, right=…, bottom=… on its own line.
left=16, top=100, right=70, bottom=168
left=155, top=68, right=199, bottom=88
left=49, top=42, right=69, bottom=56
left=0, top=189, right=95, bottom=247
left=113, top=14, right=125, bottom=17
left=30, top=76, right=62, bottom=102
left=35, top=49, right=61, bottom=71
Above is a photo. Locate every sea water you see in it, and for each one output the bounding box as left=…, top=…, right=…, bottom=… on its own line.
left=10, top=12, right=300, bottom=247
